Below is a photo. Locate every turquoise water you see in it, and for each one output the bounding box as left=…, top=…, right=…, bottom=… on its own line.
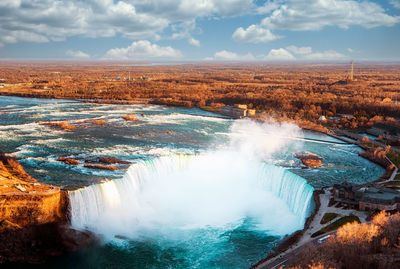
left=0, top=96, right=384, bottom=268
left=359, top=132, right=378, bottom=141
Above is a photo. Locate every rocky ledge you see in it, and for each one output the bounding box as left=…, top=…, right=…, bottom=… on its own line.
left=58, top=155, right=131, bottom=170
left=0, top=151, right=97, bottom=264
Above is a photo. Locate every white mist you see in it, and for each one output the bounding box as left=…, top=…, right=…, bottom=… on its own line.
left=69, top=120, right=313, bottom=240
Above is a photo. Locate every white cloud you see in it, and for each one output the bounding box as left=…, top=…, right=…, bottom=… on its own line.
left=390, top=0, right=400, bottom=9
left=207, top=46, right=346, bottom=62
left=303, top=50, right=346, bottom=60
left=346, top=47, right=361, bottom=53
left=0, top=30, right=49, bottom=47
left=286, top=45, right=312, bottom=55
left=66, top=50, right=90, bottom=59
left=104, top=40, right=182, bottom=60
left=188, top=37, right=200, bottom=47
left=266, top=46, right=347, bottom=61
left=256, top=1, right=280, bottom=14
left=212, top=50, right=255, bottom=61
left=265, top=48, right=295, bottom=60
left=233, top=0, right=400, bottom=43
left=0, top=0, right=254, bottom=47
left=233, top=25, right=281, bottom=43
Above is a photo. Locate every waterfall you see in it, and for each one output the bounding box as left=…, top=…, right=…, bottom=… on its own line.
left=69, top=154, right=193, bottom=230
left=257, top=164, right=314, bottom=222
left=69, top=153, right=314, bottom=238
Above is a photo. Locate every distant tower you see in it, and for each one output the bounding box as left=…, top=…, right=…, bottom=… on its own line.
left=350, top=60, right=354, bottom=80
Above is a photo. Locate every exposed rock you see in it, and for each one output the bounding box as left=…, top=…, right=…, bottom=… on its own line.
left=84, top=164, right=118, bottom=170
left=64, top=158, right=80, bottom=165
left=85, top=156, right=131, bottom=165
left=57, top=156, right=80, bottom=165
left=92, top=119, right=106, bottom=125
left=0, top=150, right=98, bottom=264
left=122, top=113, right=138, bottom=121
left=14, top=185, right=26, bottom=192
left=0, top=223, right=98, bottom=264
left=0, top=154, right=35, bottom=182
left=295, top=152, right=323, bottom=168
left=0, top=220, right=21, bottom=231
left=41, top=121, right=76, bottom=131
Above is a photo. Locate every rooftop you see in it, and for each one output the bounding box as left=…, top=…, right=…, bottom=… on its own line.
left=359, top=187, right=400, bottom=202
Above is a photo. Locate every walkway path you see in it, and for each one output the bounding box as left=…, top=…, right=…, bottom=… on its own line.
left=254, top=190, right=367, bottom=269
left=337, top=129, right=400, bottom=154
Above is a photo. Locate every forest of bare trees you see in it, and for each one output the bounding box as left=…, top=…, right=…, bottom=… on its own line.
left=0, top=62, right=399, bottom=128
left=290, top=211, right=400, bottom=269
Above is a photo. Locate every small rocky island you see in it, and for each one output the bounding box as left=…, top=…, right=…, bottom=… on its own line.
left=58, top=155, right=132, bottom=170
left=295, top=152, right=323, bottom=168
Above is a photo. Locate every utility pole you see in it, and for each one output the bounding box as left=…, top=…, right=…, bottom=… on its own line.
left=350, top=60, right=354, bottom=80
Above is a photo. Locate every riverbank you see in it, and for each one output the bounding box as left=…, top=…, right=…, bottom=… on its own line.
left=0, top=92, right=332, bottom=134
left=330, top=130, right=398, bottom=185
left=0, top=151, right=97, bottom=264
left=251, top=128, right=398, bottom=268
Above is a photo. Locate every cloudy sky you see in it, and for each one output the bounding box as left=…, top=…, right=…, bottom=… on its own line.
left=0, top=0, right=399, bottom=61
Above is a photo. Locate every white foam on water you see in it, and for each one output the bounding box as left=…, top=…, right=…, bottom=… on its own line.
left=140, top=113, right=227, bottom=125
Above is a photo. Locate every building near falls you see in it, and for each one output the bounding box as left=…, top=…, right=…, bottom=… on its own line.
left=220, top=104, right=256, bottom=118
left=332, top=181, right=400, bottom=211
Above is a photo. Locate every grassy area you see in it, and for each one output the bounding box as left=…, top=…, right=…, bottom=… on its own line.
left=387, top=150, right=400, bottom=167
left=312, top=216, right=360, bottom=238
left=320, top=212, right=339, bottom=224
left=386, top=150, right=400, bottom=181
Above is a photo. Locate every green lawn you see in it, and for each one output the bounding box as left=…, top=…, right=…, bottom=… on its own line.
left=312, top=216, right=360, bottom=238
left=320, top=212, right=339, bottom=224
left=387, top=150, right=400, bottom=167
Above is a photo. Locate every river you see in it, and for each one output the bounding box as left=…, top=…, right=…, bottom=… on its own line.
left=0, top=96, right=384, bottom=268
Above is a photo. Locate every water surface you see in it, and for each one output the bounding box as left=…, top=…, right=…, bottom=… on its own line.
left=0, top=96, right=384, bottom=268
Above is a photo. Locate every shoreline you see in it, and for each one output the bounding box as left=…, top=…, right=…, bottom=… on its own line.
left=0, top=151, right=97, bottom=264
left=251, top=131, right=397, bottom=268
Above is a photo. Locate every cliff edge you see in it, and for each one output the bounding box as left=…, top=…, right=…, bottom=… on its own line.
left=0, top=152, right=68, bottom=227
left=0, top=151, right=96, bottom=264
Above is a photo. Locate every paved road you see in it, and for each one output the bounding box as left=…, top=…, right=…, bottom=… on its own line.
left=253, top=190, right=366, bottom=269
left=255, top=231, right=337, bottom=269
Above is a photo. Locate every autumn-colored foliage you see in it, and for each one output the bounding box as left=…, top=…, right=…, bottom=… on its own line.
left=0, top=62, right=399, bottom=129
left=0, top=152, right=35, bottom=182
left=291, top=211, right=400, bottom=269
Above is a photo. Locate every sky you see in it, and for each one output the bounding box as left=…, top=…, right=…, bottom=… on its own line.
left=0, top=0, right=399, bottom=61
